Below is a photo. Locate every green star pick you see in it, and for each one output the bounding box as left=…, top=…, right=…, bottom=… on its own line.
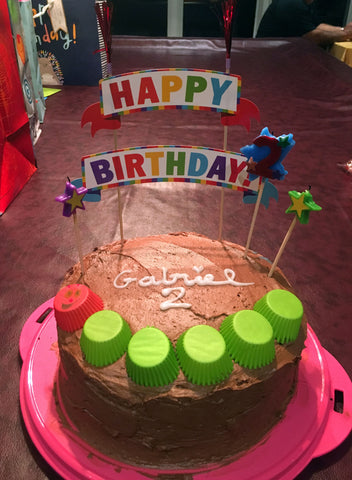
left=285, top=190, right=322, bottom=224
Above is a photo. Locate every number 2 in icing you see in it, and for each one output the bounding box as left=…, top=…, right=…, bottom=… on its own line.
left=160, top=287, right=192, bottom=311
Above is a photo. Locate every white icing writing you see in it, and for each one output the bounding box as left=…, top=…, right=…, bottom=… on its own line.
left=113, top=266, right=254, bottom=310
left=161, top=287, right=191, bottom=311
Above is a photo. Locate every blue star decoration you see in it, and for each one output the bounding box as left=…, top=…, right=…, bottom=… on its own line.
left=240, top=127, right=295, bottom=181
left=72, top=178, right=101, bottom=203
left=243, top=180, right=279, bottom=209
left=56, top=181, right=88, bottom=217
left=285, top=190, right=322, bottom=224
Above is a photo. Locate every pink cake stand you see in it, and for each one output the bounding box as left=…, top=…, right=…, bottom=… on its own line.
left=19, top=299, right=352, bottom=480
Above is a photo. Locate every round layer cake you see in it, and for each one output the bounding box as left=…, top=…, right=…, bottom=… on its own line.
left=56, top=232, right=307, bottom=470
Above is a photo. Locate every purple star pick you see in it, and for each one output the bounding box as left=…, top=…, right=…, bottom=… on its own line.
left=56, top=181, right=88, bottom=217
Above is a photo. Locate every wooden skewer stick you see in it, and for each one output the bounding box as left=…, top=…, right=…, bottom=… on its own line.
left=73, top=211, right=85, bottom=275
left=243, top=181, right=264, bottom=258
left=218, top=125, right=228, bottom=241
left=218, top=58, right=231, bottom=242
left=114, top=130, right=124, bottom=244
left=223, top=123, right=228, bottom=149
left=117, top=188, right=124, bottom=244
left=218, top=188, right=225, bottom=241
left=268, top=216, right=297, bottom=277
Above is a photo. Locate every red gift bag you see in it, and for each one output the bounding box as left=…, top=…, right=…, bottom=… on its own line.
left=0, top=0, right=36, bottom=215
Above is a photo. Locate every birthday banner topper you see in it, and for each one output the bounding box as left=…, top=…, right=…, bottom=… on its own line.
left=100, top=69, right=241, bottom=117
left=82, top=146, right=260, bottom=192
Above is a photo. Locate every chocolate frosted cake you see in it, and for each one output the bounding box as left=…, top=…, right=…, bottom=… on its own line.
left=55, top=232, right=306, bottom=470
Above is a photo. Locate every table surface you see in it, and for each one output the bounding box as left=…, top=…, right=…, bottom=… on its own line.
left=1, top=36, right=351, bottom=480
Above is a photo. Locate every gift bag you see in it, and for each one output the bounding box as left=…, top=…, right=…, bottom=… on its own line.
left=0, top=0, right=36, bottom=215
left=32, top=0, right=102, bottom=85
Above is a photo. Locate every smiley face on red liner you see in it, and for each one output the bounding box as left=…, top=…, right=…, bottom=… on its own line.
left=60, top=286, right=83, bottom=310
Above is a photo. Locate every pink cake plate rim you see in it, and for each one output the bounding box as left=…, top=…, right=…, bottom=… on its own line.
left=19, top=299, right=352, bottom=480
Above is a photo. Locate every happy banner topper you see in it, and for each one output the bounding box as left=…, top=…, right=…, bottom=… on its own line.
left=82, top=145, right=260, bottom=192
left=100, top=68, right=241, bottom=117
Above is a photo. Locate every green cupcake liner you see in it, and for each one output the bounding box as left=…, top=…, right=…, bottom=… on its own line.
left=126, top=327, right=179, bottom=387
left=220, top=310, right=275, bottom=369
left=80, top=310, right=132, bottom=367
left=253, top=289, right=303, bottom=343
left=176, top=325, right=233, bottom=386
